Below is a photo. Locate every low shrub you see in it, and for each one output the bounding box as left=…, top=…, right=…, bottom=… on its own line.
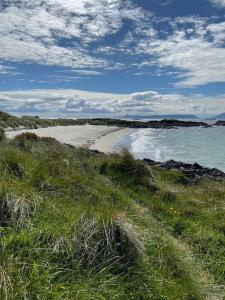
left=0, top=192, right=38, bottom=228
left=40, top=136, right=60, bottom=145
left=172, top=219, right=186, bottom=237
left=14, top=132, right=39, bottom=142
left=13, top=132, right=39, bottom=151
left=5, top=160, right=25, bottom=179
left=103, top=150, right=157, bottom=191
left=119, top=150, right=153, bottom=178
left=0, top=149, right=26, bottom=179
left=0, top=127, right=5, bottom=142
left=160, top=191, right=177, bottom=203
left=0, top=111, right=11, bottom=121
left=53, top=214, right=145, bottom=270
left=45, top=159, right=70, bottom=177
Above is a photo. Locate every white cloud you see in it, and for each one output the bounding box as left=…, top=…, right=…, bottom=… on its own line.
left=210, top=0, right=225, bottom=7
left=136, top=17, right=225, bottom=87
left=0, top=0, right=147, bottom=71
left=0, top=64, right=20, bottom=75
left=61, top=70, right=103, bottom=76
left=0, top=65, right=12, bottom=75
left=1, top=1, right=225, bottom=88
left=0, top=89, right=225, bottom=117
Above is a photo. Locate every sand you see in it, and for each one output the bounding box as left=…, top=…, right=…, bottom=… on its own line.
left=90, top=128, right=130, bottom=153
left=6, top=125, right=129, bottom=153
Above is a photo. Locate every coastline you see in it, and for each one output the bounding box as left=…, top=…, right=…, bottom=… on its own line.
left=6, top=125, right=129, bottom=151
left=6, top=124, right=225, bottom=174
left=90, top=128, right=131, bottom=153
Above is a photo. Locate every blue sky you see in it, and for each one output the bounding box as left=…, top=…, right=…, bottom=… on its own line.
left=0, top=0, right=225, bottom=117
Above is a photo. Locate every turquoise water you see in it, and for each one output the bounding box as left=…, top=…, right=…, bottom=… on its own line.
left=114, top=127, right=225, bottom=171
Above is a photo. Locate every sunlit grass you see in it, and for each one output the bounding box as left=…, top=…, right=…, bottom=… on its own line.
left=0, top=134, right=224, bottom=299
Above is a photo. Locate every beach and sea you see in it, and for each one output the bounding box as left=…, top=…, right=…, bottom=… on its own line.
left=6, top=123, right=225, bottom=172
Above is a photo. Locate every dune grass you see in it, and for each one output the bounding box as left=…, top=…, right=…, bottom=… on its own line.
left=0, top=132, right=224, bottom=299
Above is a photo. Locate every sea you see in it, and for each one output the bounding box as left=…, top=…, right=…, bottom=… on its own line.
left=113, top=124, right=225, bottom=172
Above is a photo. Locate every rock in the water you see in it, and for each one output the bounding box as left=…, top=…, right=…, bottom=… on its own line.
left=144, top=158, right=225, bottom=180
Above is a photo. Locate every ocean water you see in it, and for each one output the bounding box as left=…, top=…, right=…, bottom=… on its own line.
left=114, top=126, right=225, bottom=171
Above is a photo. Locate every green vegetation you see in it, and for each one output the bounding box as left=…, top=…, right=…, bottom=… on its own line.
left=0, top=111, right=210, bottom=130
left=0, top=132, right=224, bottom=299
left=0, top=127, right=5, bottom=142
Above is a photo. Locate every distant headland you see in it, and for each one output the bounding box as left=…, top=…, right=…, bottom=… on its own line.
left=0, top=111, right=212, bottom=130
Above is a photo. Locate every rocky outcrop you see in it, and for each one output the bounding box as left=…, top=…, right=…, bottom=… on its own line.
left=215, top=120, right=225, bottom=126
left=146, top=119, right=210, bottom=129
left=144, top=158, right=225, bottom=180
left=87, top=118, right=211, bottom=129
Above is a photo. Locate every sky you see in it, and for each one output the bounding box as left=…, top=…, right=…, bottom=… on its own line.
left=0, top=0, right=225, bottom=117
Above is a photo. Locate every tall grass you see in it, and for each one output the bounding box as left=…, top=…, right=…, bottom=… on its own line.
left=0, top=127, right=5, bottom=142
left=0, top=135, right=224, bottom=299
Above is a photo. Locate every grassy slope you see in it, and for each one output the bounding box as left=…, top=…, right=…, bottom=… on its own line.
left=0, top=134, right=224, bottom=300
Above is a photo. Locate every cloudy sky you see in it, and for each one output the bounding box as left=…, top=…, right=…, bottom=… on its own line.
left=0, top=0, right=225, bottom=117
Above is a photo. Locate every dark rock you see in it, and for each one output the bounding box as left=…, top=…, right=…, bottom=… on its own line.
left=90, top=149, right=102, bottom=155
left=215, top=120, right=225, bottom=126
left=64, top=143, right=75, bottom=149
left=143, top=158, right=160, bottom=165
left=87, top=118, right=211, bottom=129
left=192, top=163, right=202, bottom=169
left=144, top=158, right=225, bottom=180
left=183, top=170, right=196, bottom=178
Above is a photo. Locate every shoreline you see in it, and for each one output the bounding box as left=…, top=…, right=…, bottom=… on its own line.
left=5, top=124, right=225, bottom=178
left=6, top=125, right=129, bottom=152
left=90, top=128, right=131, bottom=153
left=144, top=158, right=225, bottom=181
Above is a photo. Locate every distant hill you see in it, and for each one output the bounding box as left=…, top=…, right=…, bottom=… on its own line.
left=123, top=114, right=199, bottom=120
left=214, top=112, right=225, bottom=119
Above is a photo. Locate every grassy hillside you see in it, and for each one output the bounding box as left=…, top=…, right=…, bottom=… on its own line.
left=0, top=130, right=224, bottom=299
left=0, top=111, right=81, bottom=129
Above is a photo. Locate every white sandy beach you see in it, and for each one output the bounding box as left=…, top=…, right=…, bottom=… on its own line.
left=90, top=128, right=130, bottom=153
left=6, top=125, right=130, bottom=153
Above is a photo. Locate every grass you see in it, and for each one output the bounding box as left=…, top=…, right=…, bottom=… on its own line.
left=0, top=110, right=211, bottom=131
left=0, top=132, right=224, bottom=299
